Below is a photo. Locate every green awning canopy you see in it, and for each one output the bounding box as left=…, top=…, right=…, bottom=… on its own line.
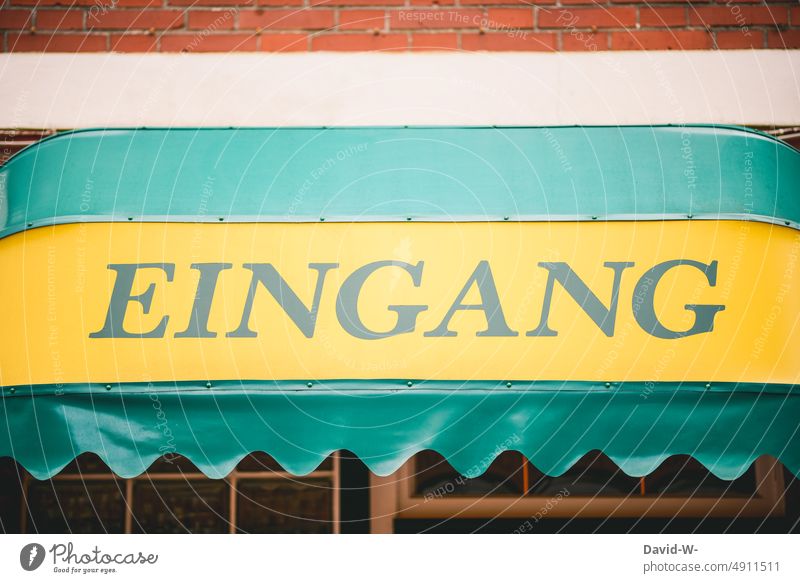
left=1, top=126, right=798, bottom=480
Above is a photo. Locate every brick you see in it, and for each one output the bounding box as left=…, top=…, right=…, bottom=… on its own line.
left=0, top=9, right=33, bottom=29
left=793, top=6, right=800, bottom=27
left=767, top=29, right=800, bottom=49
left=715, top=29, right=764, bottom=49
left=410, top=0, right=456, bottom=6
left=35, top=10, right=84, bottom=31
left=639, top=7, right=686, bottom=27
left=338, top=10, right=386, bottom=31
left=611, top=30, right=713, bottom=50
left=611, top=0, right=705, bottom=3
left=311, top=32, right=407, bottom=50
left=689, top=6, right=788, bottom=27
left=8, top=32, right=107, bottom=51
left=88, top=10, right=185, bottom=31
left=487, top=9, right=534, bottom=29
left=238, top=9, right=334, bottom=30
left=259, top=0, right=304, bottom=5
left=410, top=32, right=457, bottom=50
left=168, top=0, right=255, bottom=6
left=110, top=33, right=158, bottom=51
left=311, top=0, right=404, bottom=7
left=13, top=0, right=158, bottom=4
left=187, top=10, right=236, bottom=30
left=9, top=0, right=79, bottom=4
left=115, top=0, right=169, bottom=5
left=561, top=29, right=607, bottom=51
left=539, top=7, right=637, bottom=29
left=260, top=32, right=307, bottom=50
left=461, top=31, right=556, bottom=51
left=390, top=10, right=483, bottom=30
left=462, top=0, right=552, bottom=4
left=160, top=32, right=258, bottom=51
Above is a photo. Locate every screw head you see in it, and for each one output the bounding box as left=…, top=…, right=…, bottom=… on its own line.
left=9, top=387, right=16, bottom=394
left=604, top=382, right=611, bottom=388
left=406, top=217, right=412, bottom=221
left=307, top=382, right=313, bottom=388
left=105, top=384, right=112, bottom=391
left=503, top=216, right=509, bottom=221
left=407, top=380, right=413, bottom=387
left=705, top=383, right=712, bottom=389
left=591, top=215, right=598, bottom=220
left=506, top=382, right=512, bottom=388
left=319, top=217, right=325, bottom=222
left=687, top=213, right=694, bottom=219
left=206, top=381, right=212, bottom=389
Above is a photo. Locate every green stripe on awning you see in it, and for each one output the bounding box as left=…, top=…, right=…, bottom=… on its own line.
left=2, top=383, right=797, bottom=480
left=1, top=125, right=798, bottom=237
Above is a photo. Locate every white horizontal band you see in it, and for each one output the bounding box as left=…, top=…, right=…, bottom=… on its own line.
left=0, top=50, right=798, bottom=128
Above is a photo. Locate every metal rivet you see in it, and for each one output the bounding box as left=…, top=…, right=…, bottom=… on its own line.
left=604, top=382, right=611, bottom=389
left=105, top=384, right=112, bottom=391
left=503, top=216, right=509, bottom=221
left=127, top=217, right=133, bottom=221
left=218, top=217, right=224, bottom=221
left=506, top=382, right=512, bottom=388
left=307, top=382, right=313, bottom=388
left=27, top=222, right=33, bottom=227
left=406, top=217, right=412, bottom=221
left=9, top=387, right=16, bottom=394
left=320, top=217, right=325, bottom=222
left=407, top=380, right=413, bottom=387
left=687, top=213, right=694, bottom=219
left=206, top=381, right=212, bottom=389
left=785, top=221, right=791, bottom=226
left=591, top=215, right=598, bottom=220
left=705, top=383, right=712, bottom=389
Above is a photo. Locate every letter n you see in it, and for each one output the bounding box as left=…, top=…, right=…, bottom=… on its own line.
left=227, top=263, right=338, bottom=338
left=527, top=261, right=634, bottom=337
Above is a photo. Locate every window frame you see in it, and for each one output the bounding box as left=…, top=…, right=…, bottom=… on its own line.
left=390, top=455, right=785, bottom=520
left=18, top=453, right=341, bottom=534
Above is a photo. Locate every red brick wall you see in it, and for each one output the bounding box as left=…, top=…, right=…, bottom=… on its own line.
left=0, top=1, right=798, bottom=52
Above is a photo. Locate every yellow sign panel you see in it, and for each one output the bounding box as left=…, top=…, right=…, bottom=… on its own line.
left=1, top=221, right=798, bottom=386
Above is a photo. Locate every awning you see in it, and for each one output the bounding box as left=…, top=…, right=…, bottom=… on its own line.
left=1, top=125, right=798, bottom=480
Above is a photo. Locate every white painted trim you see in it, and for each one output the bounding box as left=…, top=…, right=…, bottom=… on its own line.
left=0, top=51, right=798, bottom=128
